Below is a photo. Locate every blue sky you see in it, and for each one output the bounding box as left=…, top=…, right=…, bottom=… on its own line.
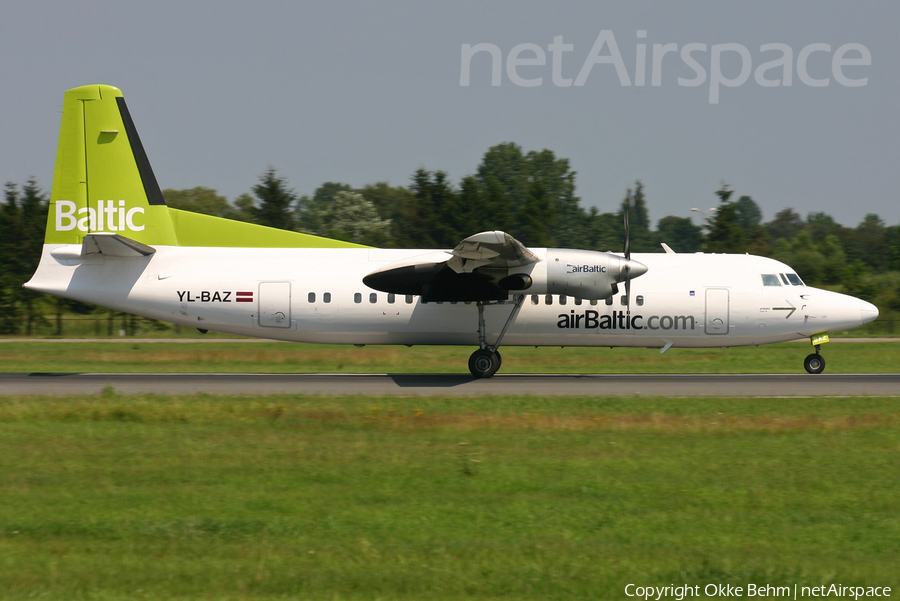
left=2, top=1, right=897, bottom=229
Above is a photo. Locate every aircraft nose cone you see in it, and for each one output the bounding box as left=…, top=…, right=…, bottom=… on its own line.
left=860, top=300, right=879, bottom=325
left=625, top=259, right=648, bottom=279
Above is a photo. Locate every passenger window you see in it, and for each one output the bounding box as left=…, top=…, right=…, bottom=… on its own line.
left=531, top=295, right=539, bottom=305
left=545, top=295, right=553, bottom=306
left=787, top=273, right=804, bottom=286
left=308, top=292, right=316, bottom=303
left=405, top=295, right=414, bottom=304
left=620, top=295, right=628, bottom=306
left=780, top=273, right=790, bottom=285
left=761, top=274, right=781, bottom=287
left=354, top=293, right=362, bottom=303
left=590, top=299, right=598, bottom=306
left=388, top=293, right=395, bottom=304
left=324, top=292, right=331, bottom=303
left=605, top=297, right=613, bottom=306
left=369, top=293, right=377, bottom=303
left=574, top=298, right=582, bottom=306
left=559, top=295, right=567, bottom=306
left=636, top=295, right=644, bottom=306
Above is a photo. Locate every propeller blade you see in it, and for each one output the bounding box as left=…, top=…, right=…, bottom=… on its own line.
left=625, top=275, right=631, bottom=317
left=623, top=200, right=631, bottom=314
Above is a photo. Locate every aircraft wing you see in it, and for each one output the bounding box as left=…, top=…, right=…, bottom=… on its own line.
left=447, top=230, right=538, bottom=273
left=363, top=231, right=537, bottom=302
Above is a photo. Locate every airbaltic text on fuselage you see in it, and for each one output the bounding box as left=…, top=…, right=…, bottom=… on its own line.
left=557, top=310, right=696, bottom=330
left=567, top=264, right=607, bottom=273
left=55, top=200, right=145, bottom=232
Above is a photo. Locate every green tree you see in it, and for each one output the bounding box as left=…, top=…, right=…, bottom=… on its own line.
left=587, top=209, right=622, bottom=253
left=806, top=211, right=841, bottom=243
left=250, top=168, right=296, bottom=231
left=765, top=208, right=804, bottom=243
left=852, top=213, right=890, bottom=272
left=312, top=191, right=392, bottom=246
left=705, top=185, right=746, bottom=253
left=518, top=180, right=555, bottom=246
left=163, top=187, right=249, bottom=221
left=619, top=182, right=654, bottom=252
left=0, top=179, right=49, bottom=335
left=295, top=182, right=353, bottom=235
left=817, top=234, right=849, bottom=285
left=0, top=183, right=24, bottom=334
left=656, top=216, right=702, bottom=252
left=774, top=230, right=825, bottom=284
left=473, top=143, right=586, bottom=246
left=734, top=195, right=762, bottom=235
left=359, top=182, right=417, bottom=247
left=407, top=169, right=454, bottom=247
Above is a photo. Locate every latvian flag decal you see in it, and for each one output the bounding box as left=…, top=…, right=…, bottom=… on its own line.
left=236, top=291, right=254, bottom=303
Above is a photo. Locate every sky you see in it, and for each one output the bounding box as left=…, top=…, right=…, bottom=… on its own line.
left=2, top=1, right=898, bottom=229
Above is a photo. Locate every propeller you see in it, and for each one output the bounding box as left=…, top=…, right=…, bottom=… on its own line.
left=623, top=199, right=632, bottom=317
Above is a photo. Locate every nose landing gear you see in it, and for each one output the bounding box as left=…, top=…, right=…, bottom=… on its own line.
left=804, top=345, right=826, bottom=374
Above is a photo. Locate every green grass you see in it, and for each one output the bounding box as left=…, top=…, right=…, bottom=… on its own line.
left=0, top=340, right=898, bottom=373
left=0, top=394, right=898, bottom=600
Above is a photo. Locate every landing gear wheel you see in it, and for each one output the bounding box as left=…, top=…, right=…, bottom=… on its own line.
left=804, top=353, right=826, bottom=374
left=469, top=349, right=501, bottom=379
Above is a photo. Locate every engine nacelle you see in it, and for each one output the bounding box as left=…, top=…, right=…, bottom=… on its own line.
left=542, top=249, right=633, bottom=300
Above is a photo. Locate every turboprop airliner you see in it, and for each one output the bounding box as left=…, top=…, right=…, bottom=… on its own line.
left=25, top=85, right=879, bottom=377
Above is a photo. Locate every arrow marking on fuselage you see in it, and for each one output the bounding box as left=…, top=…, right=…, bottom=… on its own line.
left=772, top=300, right=796, bottom=319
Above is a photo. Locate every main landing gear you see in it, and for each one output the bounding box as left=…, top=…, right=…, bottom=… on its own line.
left=468, top=296, right=524, bottom=378
left=804, top=345, right=826, bottom=374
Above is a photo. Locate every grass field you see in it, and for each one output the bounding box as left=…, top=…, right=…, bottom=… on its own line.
left=1, top=339, right=899, bottom=374
left=1, top=393, right=898, bottom=600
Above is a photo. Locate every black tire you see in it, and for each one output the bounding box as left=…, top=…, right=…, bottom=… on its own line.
left=469, top=349, right=501, bottom=378
left=804, top=353, right=826, bottom=374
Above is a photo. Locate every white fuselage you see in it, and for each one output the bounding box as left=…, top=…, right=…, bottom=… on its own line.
left=26, top=245, right=877, bottom=349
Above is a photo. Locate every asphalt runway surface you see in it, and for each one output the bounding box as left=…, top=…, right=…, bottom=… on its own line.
left=2, top=373, right=899, bottom=397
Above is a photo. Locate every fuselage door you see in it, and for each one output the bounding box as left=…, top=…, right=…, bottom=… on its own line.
left=705, top=288, right=730, bottom=335
left=258, top=282, right=292, bottom=328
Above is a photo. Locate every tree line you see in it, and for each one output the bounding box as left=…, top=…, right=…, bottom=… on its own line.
left=2, top=142, right=899, bottom=335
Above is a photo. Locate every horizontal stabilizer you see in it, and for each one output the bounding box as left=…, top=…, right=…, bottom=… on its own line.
left=82, top=233, right=156, bottom=257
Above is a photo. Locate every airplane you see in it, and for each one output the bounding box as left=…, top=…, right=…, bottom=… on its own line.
left=25, top=84, right=879, bottom=377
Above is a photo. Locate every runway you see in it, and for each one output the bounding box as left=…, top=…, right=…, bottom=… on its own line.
left=2, top=372, right=899, bottom=397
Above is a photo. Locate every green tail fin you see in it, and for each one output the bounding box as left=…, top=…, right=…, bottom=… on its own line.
left=47, top=84, right=177, bottom=245
left=46, top=84, right=366, bottom=249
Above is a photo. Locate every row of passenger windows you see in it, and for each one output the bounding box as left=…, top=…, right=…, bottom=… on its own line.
left=304, top=293, right=418, bottom=304
left=761, top=273, right=805, bottom=287
left=305, top=292, right=644, bottom=306
left=530, top=294, right=644, bottom=306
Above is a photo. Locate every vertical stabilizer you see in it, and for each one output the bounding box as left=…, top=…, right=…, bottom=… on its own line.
left=46, top=85, right=177, bottom=246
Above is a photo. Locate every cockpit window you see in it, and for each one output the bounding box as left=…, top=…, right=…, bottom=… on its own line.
left=786, top=273, right=804, bottom=286
left=780, top=273, right=790, bottom=285
left=761, top=274, right=781, bottom=287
